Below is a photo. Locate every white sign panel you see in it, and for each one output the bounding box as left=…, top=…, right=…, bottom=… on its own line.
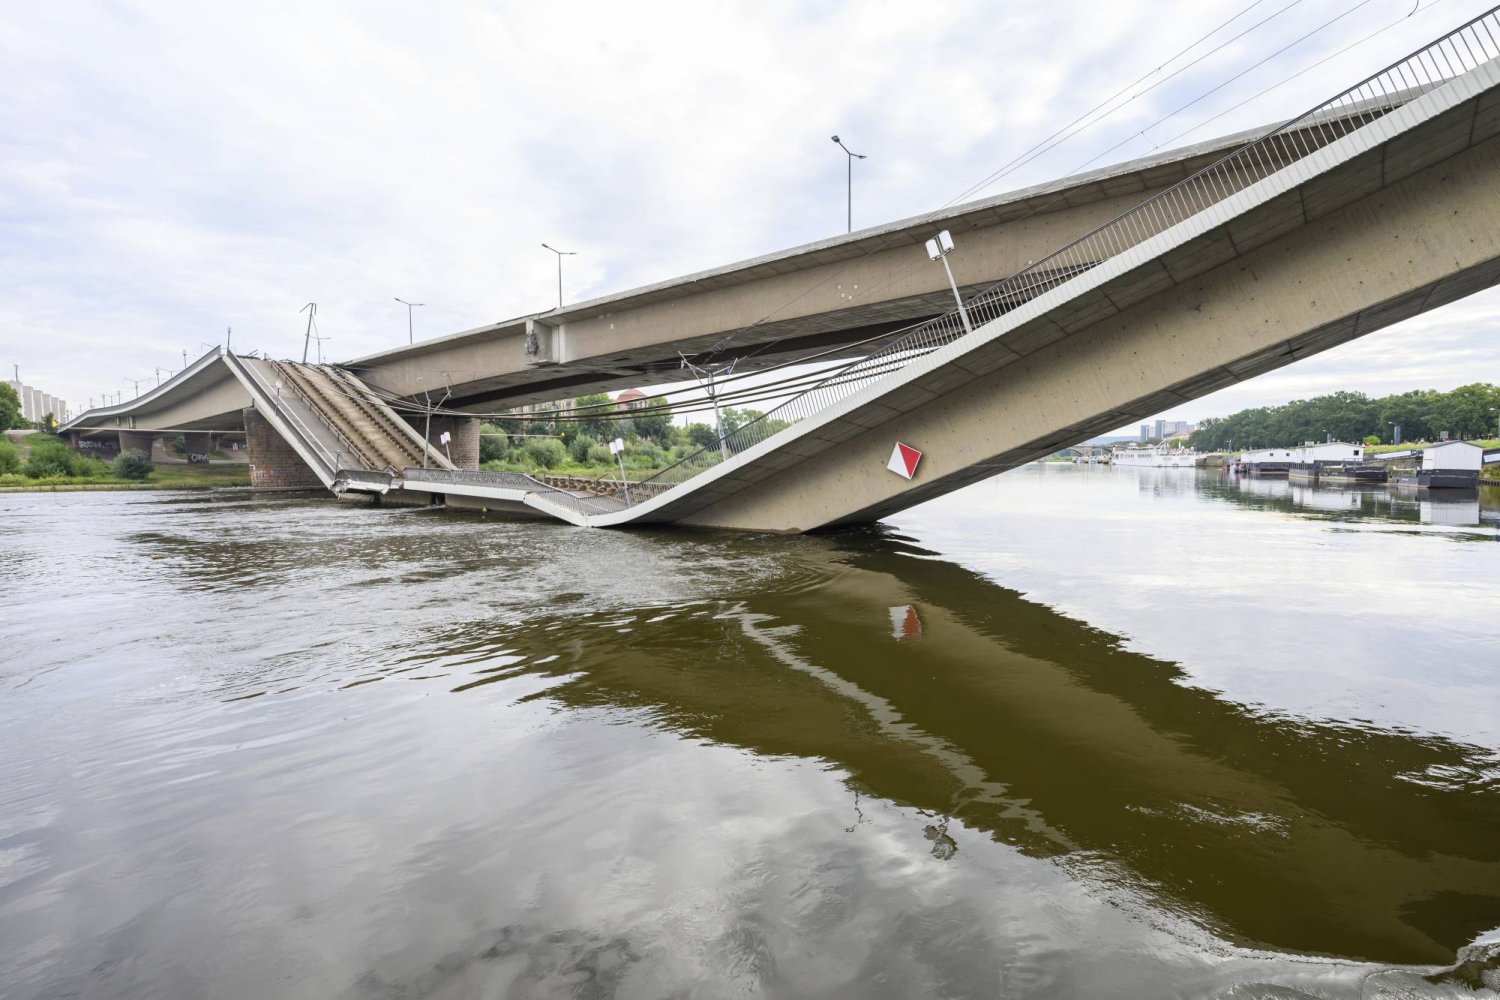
left=887, top=442, right=921, bottom=480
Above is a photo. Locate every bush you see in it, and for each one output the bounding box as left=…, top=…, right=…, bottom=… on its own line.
left=623, top=442, right=665, bottom=470
left=522, top=438, right=567, bottom=470
left=112, top=450, right=154, bottom=480
left=568, top=434, right=598, bottom=464
left=0, top=440, right=19, bottom=474
left=585, top=443, right=614, bottom=466
left=478, top=430, right=508, bottom=463
left=21, top=440, right=94, bottom=478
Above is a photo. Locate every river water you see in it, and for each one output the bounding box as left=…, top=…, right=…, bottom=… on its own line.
left=2, top=466, right=1498, bottom=999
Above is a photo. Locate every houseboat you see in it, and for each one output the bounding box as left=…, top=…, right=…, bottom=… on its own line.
left=1238, top=447, right=1296, bottom=477
left=1287, top=442, right=1385, bottom=483
left=1387, top=440, right=1484, bottom=489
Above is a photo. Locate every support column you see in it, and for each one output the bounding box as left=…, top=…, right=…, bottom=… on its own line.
left=182, top=431, right=213, bottom=463
left=418, top=415, right=480, bottom=470
left=244, top=408, right=323, bottom=489
left=117, top=430, right=155, bottom=456
left=68, top=432, right=118, bottom=460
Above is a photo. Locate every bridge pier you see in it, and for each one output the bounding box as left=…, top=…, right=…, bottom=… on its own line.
left=417, top=416, right=480, bottom=470
left=244, top=408, right=322, bottom=489
left=182, top=431, right=214, bottom=463
left=117, top=430, right=155, bottom=457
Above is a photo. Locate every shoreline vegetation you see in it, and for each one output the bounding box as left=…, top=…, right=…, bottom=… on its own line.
left=1190, top=384, right=1500, bottom=450
left=0, top=433, right=251, bottom=492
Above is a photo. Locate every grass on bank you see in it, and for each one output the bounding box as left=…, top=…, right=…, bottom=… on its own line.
left=0, top=435, right=250, bottom=490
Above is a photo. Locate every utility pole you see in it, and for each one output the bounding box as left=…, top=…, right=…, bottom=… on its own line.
left=680, top=353, right=738, bottom=459
left=414, top=375, right=452, bottom=469
left=300, top=302, right=318, bottom=363
left=123, top=377, right=147, bottom=398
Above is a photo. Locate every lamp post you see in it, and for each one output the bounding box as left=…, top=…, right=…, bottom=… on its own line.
left=831, top=135, right=866, bottom=234
left=540, top=244, right=575, bottom=309
left=123, top=377, right=147, bottom=398
left=924, top=229, right=975, bottom=335
left=394, top=298, right=423, bottom=346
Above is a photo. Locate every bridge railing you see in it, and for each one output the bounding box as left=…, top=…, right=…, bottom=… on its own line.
left=623, top=9, right=1500, bottom=505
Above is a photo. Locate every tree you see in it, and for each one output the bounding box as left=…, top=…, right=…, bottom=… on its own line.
left=720, top=407, right=765, bottom=436
left=685, top=423, right=719, bottom=449
left=570, top=393, right=616, bottom=441
left=478, top=425, right=508, bottom=463
left=632, top=397, right=672, bottom=442
left=0, top=383, right=21, bottom=431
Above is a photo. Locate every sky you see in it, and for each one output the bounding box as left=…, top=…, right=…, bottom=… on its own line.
left=1, top=0, right=1496, bottom=428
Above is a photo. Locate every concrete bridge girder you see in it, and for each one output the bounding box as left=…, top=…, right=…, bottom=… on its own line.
left=672, top=108, right=1500, bottom=532
left=346, top=136, right=1286, bottom=410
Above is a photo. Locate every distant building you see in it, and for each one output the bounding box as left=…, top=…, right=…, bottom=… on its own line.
left=5, top=380, right=67, bottom=425
left=1139, top=424, right=1151, bottom=442
left=1151, top=418, right=1191, bottom=439
left=614, top=389, right=648, bottom=410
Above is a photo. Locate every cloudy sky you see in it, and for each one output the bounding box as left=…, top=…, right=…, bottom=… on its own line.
left=2, top=0, right=1495, bottom=427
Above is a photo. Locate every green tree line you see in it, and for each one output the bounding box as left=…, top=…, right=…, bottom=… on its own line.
left=1190, top=384, right=1500, bottom=450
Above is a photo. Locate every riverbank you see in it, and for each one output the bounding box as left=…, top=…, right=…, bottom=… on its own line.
left=0, top=464, right=250, bottom=492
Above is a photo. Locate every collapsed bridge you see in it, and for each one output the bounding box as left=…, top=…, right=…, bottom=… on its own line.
left=63, top=11, right=1500, bottom=532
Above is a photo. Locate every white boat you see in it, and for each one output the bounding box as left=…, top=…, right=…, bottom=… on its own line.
left=1111, top=443, right=1199, bottom=467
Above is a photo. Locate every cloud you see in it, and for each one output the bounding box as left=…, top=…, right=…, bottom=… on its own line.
left=1, top=0, right=1495, bottom=414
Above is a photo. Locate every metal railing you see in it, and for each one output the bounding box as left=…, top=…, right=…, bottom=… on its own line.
left=620, top=9, right=1500, bottom=506
left=262, top=359, right=381, bottom=472
left=402, top=467, right=549, bottom=490
left=232, top=356, right=341, bottom=478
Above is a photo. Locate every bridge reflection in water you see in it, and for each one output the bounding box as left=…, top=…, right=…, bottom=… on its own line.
left=405, top=527, right=1498, bottom=966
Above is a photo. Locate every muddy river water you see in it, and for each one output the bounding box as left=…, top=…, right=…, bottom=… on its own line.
left=2, top=465, right=1498, bottom=998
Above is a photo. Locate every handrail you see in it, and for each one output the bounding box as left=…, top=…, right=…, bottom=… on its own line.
left=621, top=9, right=1500, bottom=505
left=232, top=356, right=340, bottom=476
left=266, top=360, right=388, bottom=472
left=320, top=365, right=436, bottom=468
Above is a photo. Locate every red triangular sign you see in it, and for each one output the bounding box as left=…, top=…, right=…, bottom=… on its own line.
left=887, top=442, right=921, bottom=479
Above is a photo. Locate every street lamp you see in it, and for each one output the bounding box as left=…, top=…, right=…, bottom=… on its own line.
left=924, top=229, right=975, bottom=335
left=831, top=135, right=867, bottom=234
left=394, top=298, right=423, bottom=346
left=540, top=244, right=575, bottom=309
